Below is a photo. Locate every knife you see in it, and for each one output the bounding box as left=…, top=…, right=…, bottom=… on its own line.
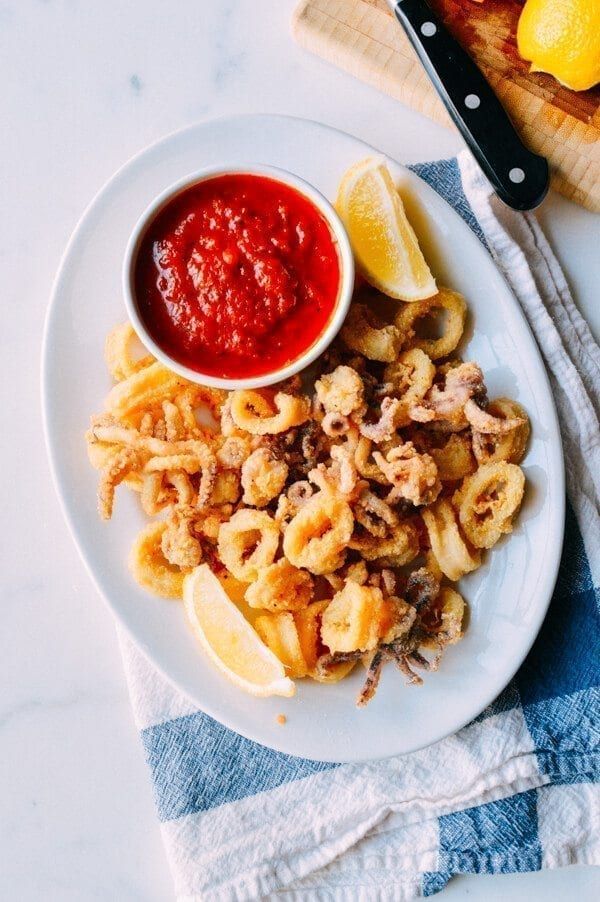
left=385, top=0, right=549, bottom=210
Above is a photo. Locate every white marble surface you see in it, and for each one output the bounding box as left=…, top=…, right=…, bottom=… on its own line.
left=1, top=1, right=598, bottom=898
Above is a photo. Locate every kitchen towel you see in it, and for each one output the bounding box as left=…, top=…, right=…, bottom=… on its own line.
left=120, top=150, right=600, bottom=901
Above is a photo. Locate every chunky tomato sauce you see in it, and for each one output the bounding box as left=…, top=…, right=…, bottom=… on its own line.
left=134, top=173, right=341, bottom=379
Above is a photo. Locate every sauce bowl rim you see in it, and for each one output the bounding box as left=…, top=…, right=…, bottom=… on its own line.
left=123, top=163, right=355, bottom=389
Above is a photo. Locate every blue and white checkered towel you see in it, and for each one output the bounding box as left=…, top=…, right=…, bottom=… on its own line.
left=120, top=151, right=600, bottom=901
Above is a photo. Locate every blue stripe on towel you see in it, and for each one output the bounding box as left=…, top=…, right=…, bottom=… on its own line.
left=523, top=689, right=600, bottom=784
left=436, top=789, right=542, bottom=875
left=517, top=503, right=600, bottom=706
left=141, top=712, right=337, bottom=821
left=409, top=159, right=488, bottom=249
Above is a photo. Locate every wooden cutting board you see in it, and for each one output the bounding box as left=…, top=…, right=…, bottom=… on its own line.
left=292, top=0, right=600, bottom=211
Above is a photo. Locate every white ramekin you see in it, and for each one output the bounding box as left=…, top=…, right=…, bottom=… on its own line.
left=123, top=163, right=354, bottom=389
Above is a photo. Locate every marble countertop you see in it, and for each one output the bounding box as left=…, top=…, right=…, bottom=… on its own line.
left=1, top=1, right=598, bottom=898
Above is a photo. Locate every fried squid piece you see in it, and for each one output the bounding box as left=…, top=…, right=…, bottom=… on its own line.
left=308, top=444, right=363, bottom=499
left=471, top=398, right=530, bottom=465
left=321, top=412, right=351, bottom=437
left=283, top=491, right=354, bottom=575
left=143, top=441, right=217, bottom=509
left=217, top=509, right=280, bottom=582
left=421, top=499, right=481, bottom=580
left=105, top=362, right=190, bottom=420
left=104, top=322, right=154, bottom=382
left=314, top=365, right=365, bottom=417
left=373, top=441, right=441, bottom=507
left=340, top=303, right=401, bottom=363
left=395, top=287, right=467, bottom=360
left=245, top=559, right=314, bottom=613
left=464, top=399, right=526, bottom=435
left=318, top=595, right=418, bottom=705
left=421, top=587, right=466, bottom=651
left=384, top=348, right=435, bottom=426
left=98, top=447, right=144, bottom=520
left=359, top=397, right=402, bottom=444
left=216, top=435, right=253, bottom=469
left=161, top=400, right=185, bottom=442
left=254, top=611, right=308, bottom=678
left=367, top=567, right=397, bottom=598
left=409, top=361, right=485, bottom=428
left=241, top=447, right=289, bottom=507
left=352, top=435, right=387, bottom=484
left=296, top=600, right=358, bottom=682
left=453, top=462, right=525, bottom=549
left=429, top=433, right=476, bottom=482
left=160, top=505, right=203, bottom=570
left=350, top=518, right=420, bottom=566
left=210, top=470, right=241, bottom=506
left=274, top=480, right=314, bottom=528
left=320, top=582, right=387, bottom=653
left=354, top=490, right=398, bottom=538
left=405, top=566, right=440, bottom=612
left=229, top=389, right=310, bottom=435
left=129, top=521, right=188, bottom=598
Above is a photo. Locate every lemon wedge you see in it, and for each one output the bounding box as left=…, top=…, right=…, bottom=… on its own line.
left=183, top=564, right=295, bottom=698
left=336, top=157, right=436, bottom=302
left=518, top=0, right=600, bottom=92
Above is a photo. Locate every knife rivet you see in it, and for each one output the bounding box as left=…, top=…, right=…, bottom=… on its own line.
left=420, top=22, right=436, bottom=37
left=465, top=94, right=480, bottom=109
left=509, top=168, right=526, bottom=184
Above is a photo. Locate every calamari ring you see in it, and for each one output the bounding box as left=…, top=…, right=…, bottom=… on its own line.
left=104, top=322, right=154, bottom=382
left=340, top=303, right=401, bottom=363
left=349, top=519, right=420, bottom=564
left=395, top=287, right=466, bottom=360
left=283, top=492, right=354, bottom=575
left=429, top=433, right=476, bottom=482
left=472, top=399, right=530, bottom=465
left=421, top=587, right=465, bottom=649
left=129, top=521, right=187, bottom=598
left=384, top=348, right=435, bottom=426
left=421, top=499, right=481, bottom=580
left=229, top=389, right=310, bottom=435
left=175, top=385, right=226, bottom=438
left=245, top=559, right=314, bottom=613
left=321, top=412, right=351, bottom=437
left=217, top=509, right=280, bottom=582
left=105, top=362, right=189, bottom=420
left=453, top=461, right=525, bottom=549
left=320, top=581, right=385, bottom=653
left=436, top=587, right=465, bottom=645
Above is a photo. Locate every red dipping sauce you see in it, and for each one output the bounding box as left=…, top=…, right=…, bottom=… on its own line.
left=134, top=173, right=342, bottom=379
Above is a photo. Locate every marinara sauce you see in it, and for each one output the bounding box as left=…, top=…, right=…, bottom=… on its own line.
left=134, top=173, right=341, bottom=379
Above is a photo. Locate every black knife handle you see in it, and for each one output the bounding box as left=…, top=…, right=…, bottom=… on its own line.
left=389, top=0, right=549, bottom=210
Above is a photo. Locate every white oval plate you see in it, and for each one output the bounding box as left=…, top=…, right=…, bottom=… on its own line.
left=42, top=115, right=564, bottom=762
